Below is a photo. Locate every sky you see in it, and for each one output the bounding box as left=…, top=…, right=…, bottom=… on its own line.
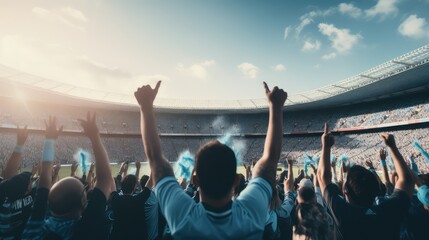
left=0, top=0, right=429, bottom=100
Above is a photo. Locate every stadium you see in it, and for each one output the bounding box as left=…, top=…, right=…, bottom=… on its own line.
left=1, top=44, right=429, bottom=173
left=3, top=1, right=429, bottom=239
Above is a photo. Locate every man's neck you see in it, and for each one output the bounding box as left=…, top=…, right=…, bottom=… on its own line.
left=200, top=194, right=233, bottom=212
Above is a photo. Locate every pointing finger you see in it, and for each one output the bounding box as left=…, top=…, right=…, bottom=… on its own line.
left=154, top=81, right=162, bottom=93
left=263, top=81, right=270, bottom=93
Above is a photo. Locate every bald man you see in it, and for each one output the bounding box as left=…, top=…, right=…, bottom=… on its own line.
left=22, top=114, right=114, bottom=240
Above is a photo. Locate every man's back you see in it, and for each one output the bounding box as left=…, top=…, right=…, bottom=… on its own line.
left=324, top=183, right=410, bottom=240
left=155, top=176, right=272, bottom=240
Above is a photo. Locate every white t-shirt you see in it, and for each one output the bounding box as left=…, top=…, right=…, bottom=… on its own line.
left=155, top=176, right=272, bottom=240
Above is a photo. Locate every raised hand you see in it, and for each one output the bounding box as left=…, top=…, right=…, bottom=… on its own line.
left=123, top=161, right=129, bottom=174
left=331, top=156, right=338, bottom=169
left=379, top=148, right=387, bottom=161
left=17, top=125, right=29, bottom=145
left=263, top=82, right=287, bottom=108
left=283, top=175, right=293, bottom=193
left=365, top=160, right=375, bottom=170
left=78, top=112, right=99, bottom=140
left=322, top=123, right=334, bottom=148
left=381, top=133, right=396, bottom=148
left=71, top=161, right=78, bottom=176
left=44, top=116, right=63, bottom=139
left=89, top=162, right=95, bottom=173
left=53, top=162, right=61, bottom=174
left=52, top=162, right=61, bottom=183
left=341, top=160, right=350, bottom=174
left=284, top=158, right=294, bottom=192
left=31, top=163, right=39, bottom=177
left=134, top=81, right=161, bottom=110
left=310, top=163, right=317, bottom=173
left=135, top=160, right=141, bottom=170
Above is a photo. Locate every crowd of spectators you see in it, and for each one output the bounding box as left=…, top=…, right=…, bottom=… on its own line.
left=1, top=128, right=428, bottom=175
left=1, top=91, right=429, bottom=135
left=1, top=83, right=429, bottom=239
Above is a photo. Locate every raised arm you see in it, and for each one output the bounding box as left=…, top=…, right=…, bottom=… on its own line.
left=135, top=160, right=141, bottom=179
left=51, top=162, right=61, bottom=184
left=378, top=148, right=392, bottom=188
left=70, top=160, right=78, bottom=177
left=381, top=133, right=413, bottom=198
left=79, top=112, right=113, bottom=199
left=317, top=123, right=335, bottom=194
left=86, top=162, right=95, bottom=190
left=252, top=82, right=287, bottom=187
left=2, top=126, right=29, bottom=179
left=284, top=159, right=294, bottom=193
left=331, top=155, right=338, bottom=184
left=134, top=81, right=174, bottom=184
left=39, top=117, right=63, bottom=189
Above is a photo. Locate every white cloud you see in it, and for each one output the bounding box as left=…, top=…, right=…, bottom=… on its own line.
left=32, top=7, right=51, bottom=17
left=60, top=7, right=88, bottom=22
left=293, top=8, right=336, bottom=38
left=314, top=64, right=321, bottom=69
left=365, top=0, right=399, bottom=19
left=273, top=64, right=286, bottom=72
left=32, top=6, right=88, bottom=30
left=301, top=8, right=336, bottom=20
left=237, top=62, right=259, bottom=79
left=338, top=3, right=362, bottom=18
left=302, top=39, right=321, bottom=51
left=0, top=35, right=168, bottom=94
left=318, top=23, right=362, bottom=54
left=284, top=26, right=292, bottom=40
left=322, top=52, right=337, bottom=60
left=296, top=18, right=312, bottom=37
left=176, top=60, right=215, bottom=79
left=398, top=15, right=428, bottom=39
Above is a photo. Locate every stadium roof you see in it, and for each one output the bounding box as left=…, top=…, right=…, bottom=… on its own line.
left=0, top=44, right=429, bottom=113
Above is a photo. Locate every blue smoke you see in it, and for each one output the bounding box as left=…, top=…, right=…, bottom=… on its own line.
left=337, top=154, right=349, bottom=168
left=217, top=133, right=245, bottom=164
left=303, top=153, right=317, bottom=175
left=413, top=141, right=429, bottom=166
left=331, top=154, right=336, bottom=165
left=174, top=150, right=195, bottom=181
left=409, top=156, right=419, bottom=175
left=218, top=133, right=233, bottom=147
left=80, top=152, right=87, bottom=173
left=73, top=149, right=91, bottom=174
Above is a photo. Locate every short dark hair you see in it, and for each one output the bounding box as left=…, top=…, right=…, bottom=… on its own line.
left=121, top=174, right=137, bottom=194
left=344, top=165, right=379, bottom=207
left=195, top=141, right=237, bottom=199
left=298, top=187, right=316, bottom=203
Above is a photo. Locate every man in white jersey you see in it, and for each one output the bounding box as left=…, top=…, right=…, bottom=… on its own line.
left=134, top=81, right=287, bottom=239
